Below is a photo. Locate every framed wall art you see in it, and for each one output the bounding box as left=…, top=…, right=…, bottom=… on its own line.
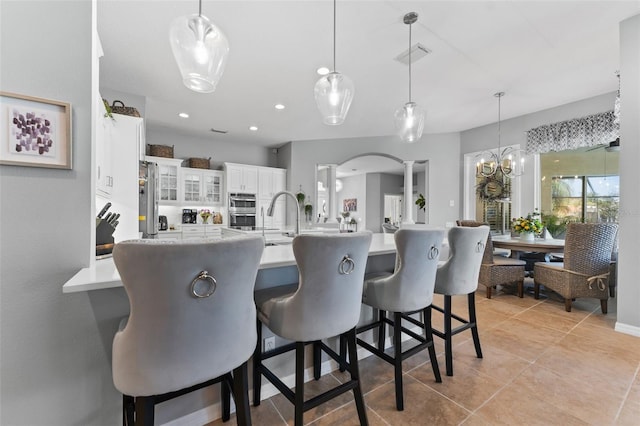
left=0, top=91, right=72, bottom=169
left=343, top=198, right=357, bottom=212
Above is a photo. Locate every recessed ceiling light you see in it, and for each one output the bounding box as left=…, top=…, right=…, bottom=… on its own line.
left=249, top=126, right=258, bottom=131
left=275, top=104, right=285, bottom=110
left=178, top=112, right=189, bottom=118
left=316, top=67, right=330, bottom=75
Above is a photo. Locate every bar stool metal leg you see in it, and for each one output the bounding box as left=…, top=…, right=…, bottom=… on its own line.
left=295, top=341, right=305, bottom=426
left=378, top=310, right=386, bottom=352
left=313, top=341, right=322, bottom=380
left=444, top=295, right=453, bottom=376
left=346, top=327, right=368, bottom=425
left=469, top=293, right=483, bottom=360
left=253, top=318, right=263, bottom=406
left=393, top=312, right=404, bottom=411
left=134, top=396, right=154, bottom=426
left=423, top=306, right=441, bottom=383
left=232, top=363, right=252, bottom=426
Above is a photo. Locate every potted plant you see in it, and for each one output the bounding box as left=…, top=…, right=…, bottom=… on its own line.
left=296, top=186, right=306, bottom=207
left=512, top=209, right=543, bottom=241
left=304, top=204, right=313, bottom=222
left=415, top=193, right=426, bottom=211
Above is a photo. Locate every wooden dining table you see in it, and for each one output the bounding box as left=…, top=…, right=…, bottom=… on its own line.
left=491, top=235, right=565, bottom=260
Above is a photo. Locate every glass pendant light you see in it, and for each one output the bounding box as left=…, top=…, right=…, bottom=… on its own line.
left=314, top=0, right=354, bottom=125
left=169, top=0, right=229, bottom=93
left=394, top=12, right=425, bottom=143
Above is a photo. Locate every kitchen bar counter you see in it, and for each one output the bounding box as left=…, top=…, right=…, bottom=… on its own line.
left=63, top=233, right=401, bottom=293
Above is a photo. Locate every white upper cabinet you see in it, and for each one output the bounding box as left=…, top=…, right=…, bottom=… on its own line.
left=96, top=103, right=114, bottom=198
left=225, top=163, right=258, bottom=193
left=147, top=156, right=182, bottom=204
left=258, top=167, right=286, bottom=200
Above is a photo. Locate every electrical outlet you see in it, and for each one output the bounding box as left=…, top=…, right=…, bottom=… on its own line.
left=264, top=336, right=276, bottom=352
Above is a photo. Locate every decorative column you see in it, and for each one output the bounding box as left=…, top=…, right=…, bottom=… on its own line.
left=327, top=164, right=338, bottom=223
left=403, top=161, right=415, bottom=224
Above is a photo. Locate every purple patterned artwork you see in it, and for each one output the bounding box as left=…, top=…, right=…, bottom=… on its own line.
left=10, top=107, right=56, bottom=157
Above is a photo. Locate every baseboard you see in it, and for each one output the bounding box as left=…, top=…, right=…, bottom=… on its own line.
left=614, top=321, right=640, bottom=337
left=162, top=324, right=425, bottom=426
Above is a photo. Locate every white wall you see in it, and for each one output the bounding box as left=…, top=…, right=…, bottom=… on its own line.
left=146, top=125, right=275, bottom=170
left=286, top=132, right=461, bottom=228
left=616, top=14, right=640, bottom=334
left=0, top=1, right=121, bottom=425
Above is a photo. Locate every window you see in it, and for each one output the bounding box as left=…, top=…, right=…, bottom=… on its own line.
left=551, top=175, right=619, bottom=223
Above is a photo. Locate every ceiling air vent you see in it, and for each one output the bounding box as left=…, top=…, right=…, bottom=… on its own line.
left=395, top=43, right=431, bottom=65
left=210, top=128, right=228, bottom=134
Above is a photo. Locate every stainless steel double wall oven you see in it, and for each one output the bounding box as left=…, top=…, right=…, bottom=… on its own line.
left=228, top=193, right=256, bottom=228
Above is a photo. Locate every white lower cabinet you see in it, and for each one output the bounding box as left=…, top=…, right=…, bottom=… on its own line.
left=181, top=225, right=222, bottom=240
left=157, top=231, right=182, bottom=240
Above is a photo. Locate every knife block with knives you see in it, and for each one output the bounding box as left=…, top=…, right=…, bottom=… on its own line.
left=96, top=202, right=120, bottom=256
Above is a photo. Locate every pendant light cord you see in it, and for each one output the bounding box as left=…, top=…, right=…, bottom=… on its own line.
left=198, top=0, right=202, bottom=16
left=497, top=94, right=501, bottom=150
left=408, top=22, right=412, bottom=103
left=333, top=0, right=337, bottom=72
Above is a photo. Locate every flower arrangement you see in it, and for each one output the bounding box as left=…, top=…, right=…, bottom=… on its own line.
left=199, top=209, right=212, bottom=224
left=512, top=210, right=544, bottom=234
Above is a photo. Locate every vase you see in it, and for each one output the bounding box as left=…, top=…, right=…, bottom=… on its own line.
left=520, top=232, right=535, bottom=242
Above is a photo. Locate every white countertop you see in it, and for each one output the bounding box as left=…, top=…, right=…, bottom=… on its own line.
left=63, top=233, right=400, bottom=294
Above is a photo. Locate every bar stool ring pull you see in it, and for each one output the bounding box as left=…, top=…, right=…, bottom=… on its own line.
left=339, top=255, right=356, bottom=275
left=476, top=241, right=485, bottom=253
left=428, top=245, right=440, bottom=260
left=190, top=270, right=217, bottom=298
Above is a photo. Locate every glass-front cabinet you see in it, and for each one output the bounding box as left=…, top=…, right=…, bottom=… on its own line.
left=204, top=172, right=222, bottom=204
left=182, top=170, right=202, bottom=203
left=147, top=156, right=182, bottom=204
left=181, top=168, right=223, bottom=205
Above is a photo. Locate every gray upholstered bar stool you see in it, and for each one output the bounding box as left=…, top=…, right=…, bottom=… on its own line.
left=355, top=228, right=444, bottom=411
left=432, top=225, right=489, bottom=376
left=112, top=237, right=264, bottom=426
left=253, top=232, right=372, bottom=426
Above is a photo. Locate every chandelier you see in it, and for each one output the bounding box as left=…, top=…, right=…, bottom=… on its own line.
left=476, top=92, right=525, bottom=179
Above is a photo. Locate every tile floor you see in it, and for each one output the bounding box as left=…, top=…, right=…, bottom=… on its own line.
left=210, top=281, right=640, bottom=425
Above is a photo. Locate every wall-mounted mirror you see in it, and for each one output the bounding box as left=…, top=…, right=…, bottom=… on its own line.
left=316, top=154, right=428, bottom=233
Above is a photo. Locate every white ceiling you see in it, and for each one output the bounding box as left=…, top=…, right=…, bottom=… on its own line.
left=98, top=1, right=639, bottom=149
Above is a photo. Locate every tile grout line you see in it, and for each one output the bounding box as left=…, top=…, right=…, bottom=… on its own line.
left=613, top=361, right=640, bottom=423
left=267, top=397, right=289, bottom=425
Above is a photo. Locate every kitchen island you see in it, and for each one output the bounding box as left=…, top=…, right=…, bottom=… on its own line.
left=63, top=232, right=400, bottom=293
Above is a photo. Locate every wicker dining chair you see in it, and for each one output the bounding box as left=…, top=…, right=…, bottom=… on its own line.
left=533, top=223, right=618, bottom=313
left=457, top=220, right=526, bottom=298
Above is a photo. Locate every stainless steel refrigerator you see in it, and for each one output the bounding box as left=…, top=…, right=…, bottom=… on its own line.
left=139, top=160, right=159, bottom=238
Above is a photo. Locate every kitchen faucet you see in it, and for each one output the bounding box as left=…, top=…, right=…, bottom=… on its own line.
left=267, top=191, right=300, bottom=236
